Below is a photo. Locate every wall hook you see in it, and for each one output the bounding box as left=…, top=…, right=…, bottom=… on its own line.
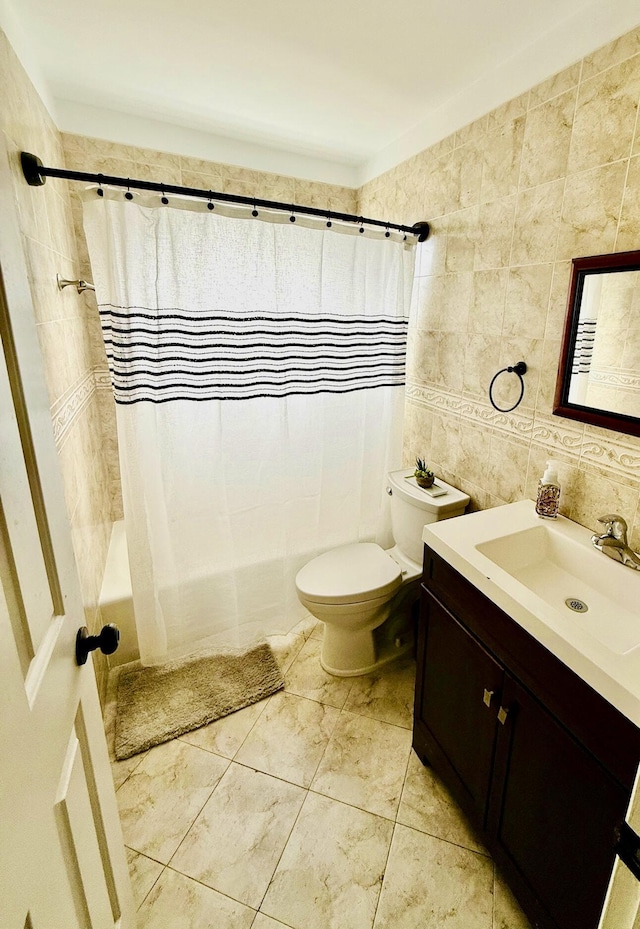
left=57, top=273, right=95, bottom=294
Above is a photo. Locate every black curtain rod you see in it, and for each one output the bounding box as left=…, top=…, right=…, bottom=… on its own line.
left=20, top=152, right=430, bottom=242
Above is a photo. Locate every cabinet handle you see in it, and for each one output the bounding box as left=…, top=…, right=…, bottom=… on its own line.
left=483, top=688, right=494, bottom=708
left=497, top=705, right=509, bottom=725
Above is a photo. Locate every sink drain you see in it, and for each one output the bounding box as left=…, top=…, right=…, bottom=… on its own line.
left=565, top=597, right=588, bottom=613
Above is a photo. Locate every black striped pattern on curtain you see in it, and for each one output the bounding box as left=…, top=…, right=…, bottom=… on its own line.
left=99, top=305, right=408, bottom=403
left=571, top=318, right=597, bottom=375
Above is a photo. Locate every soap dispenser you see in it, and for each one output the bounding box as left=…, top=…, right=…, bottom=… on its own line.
left=535, top=460, right=561, bottom=519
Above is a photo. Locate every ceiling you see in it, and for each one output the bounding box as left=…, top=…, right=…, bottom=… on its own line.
left=5, top=0, right=640, bottom=185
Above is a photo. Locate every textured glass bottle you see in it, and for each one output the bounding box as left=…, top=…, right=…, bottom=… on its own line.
left=535, top=461, right=560, bottom=519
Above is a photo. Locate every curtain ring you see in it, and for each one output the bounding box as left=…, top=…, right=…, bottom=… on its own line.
left=385, top=222, right=390, bottom=238
left=124, top=181, right=133, bottom=201
left=161, top=186, right=169, bottom=205
left=359, top=217, right=365, bottom=234
left=326, top=213, right=332, bottom=229
left=252, top=200, right=258, bottom=217
left=207, top=191, right=214, bottom=211
left=96, top=174, right=104, bottom=197
left=489, top=361, right=527, bottom=412
left=289, top=205, right=296, bottom=223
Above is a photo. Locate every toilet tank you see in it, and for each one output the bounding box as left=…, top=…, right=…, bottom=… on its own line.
left=387, top=468, right=470, bottom=565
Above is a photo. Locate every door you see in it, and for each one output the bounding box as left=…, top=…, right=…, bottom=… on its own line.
left=416, top=589, right=503, bottom=824
left=488, top=675, right=628, bottom=929
left=0, top=139, right=134, bottom=928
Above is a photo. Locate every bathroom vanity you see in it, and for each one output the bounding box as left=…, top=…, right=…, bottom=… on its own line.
left=413, top=502, right=640, bottom=929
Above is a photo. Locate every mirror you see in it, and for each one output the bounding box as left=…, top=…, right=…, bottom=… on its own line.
left=554, top=249, right=640, bottom=438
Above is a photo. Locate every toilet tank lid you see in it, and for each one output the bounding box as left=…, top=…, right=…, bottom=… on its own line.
left=295, top=542, right=402, bottom=605
left=387, top=468, right=470, bottom=514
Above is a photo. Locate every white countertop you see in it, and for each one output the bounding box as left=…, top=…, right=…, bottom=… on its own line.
left=422, top=500, right=640, bottom=728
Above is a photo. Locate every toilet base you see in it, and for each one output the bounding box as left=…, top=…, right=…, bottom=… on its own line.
left=320, top=628, right=414, bottom=677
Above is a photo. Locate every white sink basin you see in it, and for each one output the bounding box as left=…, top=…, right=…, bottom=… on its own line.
left=476, top=523, right=640, bottom=656
left=423, top=500, right=640, bottom=726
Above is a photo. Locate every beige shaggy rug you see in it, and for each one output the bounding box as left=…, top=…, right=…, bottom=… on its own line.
left=114, top=641, right=284, bottom=760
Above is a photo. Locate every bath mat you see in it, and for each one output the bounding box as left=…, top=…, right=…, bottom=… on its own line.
left=114, top=641, right=284, bottom=760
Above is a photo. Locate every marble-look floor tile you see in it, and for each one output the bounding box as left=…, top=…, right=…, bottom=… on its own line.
left=235, top=691, right=340, bottom=787
left=116, top=739, right=229, bottom=863
left=397, top=751, right=485, bottom=854
left=267, top=631, right=306, bottom=673
left=493, top=870, right=533, bottom=929
left=171, top=762, right=306, bottom=909
left=111, top=750, right=148, bottom=791
left=311, top=711, right=411, bottom=820
left=289, top=612, right=321, bottom=639
left=373, top=824, right=494, bottom=929
left=285, top=637, right=354, bottom=709
left=179, top=699, right=267, bottom=759
left=137, top=867, right=255, bottom=929
left=252, top=915, right=292, bottom=929
left=261, top=792, right=393, bottom=929
left=125, top=848, right=163, bottom=909
left=344, top=658, right=415, bottom=729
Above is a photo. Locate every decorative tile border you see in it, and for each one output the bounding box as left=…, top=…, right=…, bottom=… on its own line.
left=51, top=369, right=95, bottom=450
left=406, top=382, right=534, bottom=439
left=405, top=382, right=640, bottom=484
left=94, top=365, right=112, bottom=391
left=51, top=365, right=112, bottom=450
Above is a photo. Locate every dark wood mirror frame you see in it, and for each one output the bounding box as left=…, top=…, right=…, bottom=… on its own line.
left=553, top=249, right=640, bottom=438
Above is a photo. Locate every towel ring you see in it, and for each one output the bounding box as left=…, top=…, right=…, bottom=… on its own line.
left=489, top=361, right=527, bottom=412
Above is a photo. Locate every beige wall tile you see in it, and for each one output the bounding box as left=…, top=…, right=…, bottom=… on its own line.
left=582, top=26, right=640, bottom=81
left=529, top=62, right=582, bottom=109
left=358, top=23, right=638, bottom=538
left=503, top=264, right=554, bottom=340
left=469, top=269, right=508, bottom=335
left=487, top=92, right=529, bottom=132
left=474, top=195, right=517, bottom=270
left=510, top=178, right=564, bottom=266
left=568, top=57, right=640, bottom=175
left=557, top=161, right=627, bottom=260
left=444, top=206, right=479, bottom=273
left=480, top=117, right=525, bottom=202
left=462, top=333, right=501, bottom=399
left=616, top=154, right=640, bottom=250
left=520, top=90, right=576, bottom=188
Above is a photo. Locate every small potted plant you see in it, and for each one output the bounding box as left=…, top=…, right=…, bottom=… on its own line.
left=414, top=457, right=435, bottom=488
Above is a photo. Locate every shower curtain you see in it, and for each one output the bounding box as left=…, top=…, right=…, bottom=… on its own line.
left=83, top=191, right=416, bottom=665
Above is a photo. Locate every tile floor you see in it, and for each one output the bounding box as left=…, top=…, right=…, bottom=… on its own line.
left=105, top=616, right=533, bottom=929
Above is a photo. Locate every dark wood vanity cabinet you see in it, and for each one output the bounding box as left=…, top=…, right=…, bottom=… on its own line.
left=414, top=546, right=640, bottom=929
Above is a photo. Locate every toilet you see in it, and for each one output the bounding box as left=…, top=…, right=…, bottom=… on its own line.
left=295, top=468, right=469, bottom=676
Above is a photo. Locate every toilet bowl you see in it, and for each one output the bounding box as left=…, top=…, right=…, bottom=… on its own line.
left=295, top=468, right=469, bottom=676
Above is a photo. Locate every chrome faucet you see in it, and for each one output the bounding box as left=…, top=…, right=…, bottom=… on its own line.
left=591, top=514, right=640, bottom=570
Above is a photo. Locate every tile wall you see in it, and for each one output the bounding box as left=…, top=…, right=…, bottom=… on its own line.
left=358, top=25, right=640, bottom=548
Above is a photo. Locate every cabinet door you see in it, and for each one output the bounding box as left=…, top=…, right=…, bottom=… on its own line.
left=488, top=675, right=629, bottom=929
left=417, top=590, right=504, bottom=825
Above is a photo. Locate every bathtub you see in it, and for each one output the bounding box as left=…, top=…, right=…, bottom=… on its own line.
left=99, top=520, right=139, bottom=666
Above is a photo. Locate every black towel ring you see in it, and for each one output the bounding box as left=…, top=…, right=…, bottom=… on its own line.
left=489, top=361, right=527, bottom=412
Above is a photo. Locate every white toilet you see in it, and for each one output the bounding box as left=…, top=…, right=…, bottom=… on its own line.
left=295, top=468, right=470, bottom=676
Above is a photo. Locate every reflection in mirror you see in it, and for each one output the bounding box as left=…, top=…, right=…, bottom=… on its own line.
left=554, top=250, right=640, bottom=438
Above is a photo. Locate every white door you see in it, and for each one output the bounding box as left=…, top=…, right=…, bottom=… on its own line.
left=0, top=140, right=135, bottom=928
left=598, top=763, right=640, bottom=929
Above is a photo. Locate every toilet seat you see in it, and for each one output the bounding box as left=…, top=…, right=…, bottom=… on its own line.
left=295, top=542, right=402, bottom=605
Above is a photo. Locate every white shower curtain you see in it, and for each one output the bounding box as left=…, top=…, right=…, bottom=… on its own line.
left=83, top=191, right=416, bottom=665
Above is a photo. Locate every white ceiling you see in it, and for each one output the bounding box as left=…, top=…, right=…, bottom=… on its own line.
left=4, top=0, right=640, bottom=185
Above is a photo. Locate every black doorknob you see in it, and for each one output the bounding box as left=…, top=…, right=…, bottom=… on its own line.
left=75, top=624, right=120, bottom=666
